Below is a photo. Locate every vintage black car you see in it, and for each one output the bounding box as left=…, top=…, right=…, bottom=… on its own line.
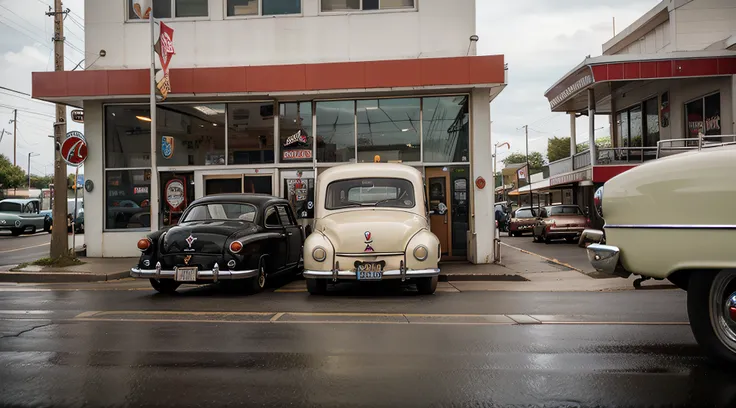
left=131, top=194, right=304, bottom=294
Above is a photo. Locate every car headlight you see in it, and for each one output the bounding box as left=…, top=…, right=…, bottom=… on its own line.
left=413, top=245, right=429, bottom=261
left=312, top=247, right=327, bottom=262
left=593, top=186, right=604, bottom=217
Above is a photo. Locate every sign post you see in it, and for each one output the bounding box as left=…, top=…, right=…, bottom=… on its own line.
left=60, top=131, right=87, bottom=256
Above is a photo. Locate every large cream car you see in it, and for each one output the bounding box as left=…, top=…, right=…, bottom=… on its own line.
left=580, top=144, right=736, bottom=364
left=303, top=163, right=441, bottom=295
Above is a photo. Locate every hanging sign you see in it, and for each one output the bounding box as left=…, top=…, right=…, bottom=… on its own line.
left=154, top=21, right=175, bottom=101
left=282, top=149, right=312, bottom=160
left=61, top=131, right=87, bottom=166
left=71, top=110, right=84, bottom=123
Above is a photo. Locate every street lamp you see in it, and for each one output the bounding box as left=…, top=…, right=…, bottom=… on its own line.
left=493, top=142, right=510, bottom=202
left=27, top=152, right=40, bottom=189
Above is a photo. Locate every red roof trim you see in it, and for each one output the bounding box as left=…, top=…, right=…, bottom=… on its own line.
left=592, top=165, right=637, bottom=183
left=32, top=55, right=505, bottom=99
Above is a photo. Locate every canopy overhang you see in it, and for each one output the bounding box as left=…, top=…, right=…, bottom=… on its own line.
left=544, top=51, right=736, bottom=113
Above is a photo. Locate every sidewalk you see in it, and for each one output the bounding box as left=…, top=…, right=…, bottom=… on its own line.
left=0, top=257, right=136, bottom=283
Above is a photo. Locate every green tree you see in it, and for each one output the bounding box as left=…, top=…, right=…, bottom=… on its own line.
left=67, top=173, right=76, bottom=189
left=0, top=154, right=26, bottom=189
left=547, top=137, right=571, bottom=162
left=29, top=175, right=53, bottom=189
left=576, top=136, right=612, bottom=153
left=502, top=151, right=546, bottom=172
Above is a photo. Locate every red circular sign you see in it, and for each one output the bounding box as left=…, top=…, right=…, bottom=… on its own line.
left=475, top=177, right=486, bottom=190
left=61, top=131, right=87, bottom=166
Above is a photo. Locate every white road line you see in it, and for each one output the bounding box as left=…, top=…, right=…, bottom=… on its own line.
left=270, top=312, right=285, bottom=322
left=0, top=242, right=50, bottom=254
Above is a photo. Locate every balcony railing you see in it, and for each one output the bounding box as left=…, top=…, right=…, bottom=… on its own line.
left=656, top=135, right=736, bottom=158
left=548, top=156, right=572, bottom=177
left=573, top=150, right=591, bottom=170
left=597, top=147, right=658, bottom=164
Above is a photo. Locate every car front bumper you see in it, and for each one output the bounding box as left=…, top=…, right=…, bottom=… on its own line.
left=579, top=229, right=631, bottom=278
left=303, top=268, right=440, bottom=281
left=130, top=264, right=258, bottom=282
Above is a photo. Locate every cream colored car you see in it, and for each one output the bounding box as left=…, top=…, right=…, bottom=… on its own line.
left=580, top=144, right=736, bottom=363
left=303, top=163, right=441, bottom=295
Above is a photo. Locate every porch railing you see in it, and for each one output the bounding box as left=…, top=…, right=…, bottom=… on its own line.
left=656, top=134, right=736, bottom=158
left=573, top=150, right=591, bottom=170
left=548, top=157, right=572, bottom=177
left=597, top=147, right=658, bottom=165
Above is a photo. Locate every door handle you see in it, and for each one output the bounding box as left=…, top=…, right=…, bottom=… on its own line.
left=444, top=213, right=448, bottom=224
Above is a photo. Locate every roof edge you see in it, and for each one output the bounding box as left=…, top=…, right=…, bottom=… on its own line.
left=602, top=1, right=669, bottom=55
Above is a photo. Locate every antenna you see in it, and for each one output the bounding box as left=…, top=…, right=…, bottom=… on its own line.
left=613, top=17, right=616, bottom=37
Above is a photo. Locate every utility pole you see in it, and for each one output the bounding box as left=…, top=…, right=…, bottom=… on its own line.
left=48, top=0, right=69, bottom=259
left=28, top=152, right=39, bottom=189
left=523, top=125, right=533, bottom=210
left=11, top=109, right=17, bottom=165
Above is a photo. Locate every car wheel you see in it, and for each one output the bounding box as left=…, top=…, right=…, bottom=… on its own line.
left=149, top=278, right=180, bottom=294
left=532, top=233, right=539, bottom=243
left=507, top=230, right=513, bottom=237
left=688, top=270, right=736, bottom=365
left=565, top=237, right=577, bottom=243
left=416, top=276, right=438, bottom=295
left=306, top=278, right=327, bottom=295
left=248, top=260, right=267, bottom=294
left=10, top=228, right=22, bottom=236
left=514, top=232, right=522, bottom=237
left=544, top=234, right=551, bottom=244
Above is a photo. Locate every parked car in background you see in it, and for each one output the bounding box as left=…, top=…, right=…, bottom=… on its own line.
left=533, top=204, right=589, bottom=243
left=39, top=209, right=52, bottom=233
left=131, top=194, right=304, bottom=294
left=0, top=199, right=47, bottom=236
left=580, top=145, right=736, bottom=364
left=508, top=207, right=538, bottom=237
left=303, top=163, right=441, bottom=295
left=67, top=198, right=84, bottom=233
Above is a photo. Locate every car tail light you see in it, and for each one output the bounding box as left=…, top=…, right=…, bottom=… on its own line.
left=137, top=238, right=151, bottom=251
left=229, top=241, right=243, bottom=254
left=593, top=186, right=604, bottom=218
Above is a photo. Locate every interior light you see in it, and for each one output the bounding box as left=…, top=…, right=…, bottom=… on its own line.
left=401, top=129, right=410, bottom=132
left=212, top=123, right=218, bottom=127
left=111, top=112, right=116, bottom=116
left=136, top=116, right=152, bottom=122
left=199, top=124, right=204, bottom=128
left=365, top=106, right=379, bottom=110
left=193, top=105, right=225, bottom=116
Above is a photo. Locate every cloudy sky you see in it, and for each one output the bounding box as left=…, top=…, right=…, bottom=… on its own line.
left=0, top=0, right=660, bottom=175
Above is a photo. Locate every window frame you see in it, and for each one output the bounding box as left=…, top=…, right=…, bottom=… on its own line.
left=224, top=0, right=303, bottom=19
left=276, top=205, right=296, bottom=226
left=264, top=206, right=282, bottom=229
left=319, top=0, right=417, bottom=15
left=684, top=91, right=721, bottom=138
left=615, top=95, right=660, bottom=148
left=125, top=0, right=210, bottom=22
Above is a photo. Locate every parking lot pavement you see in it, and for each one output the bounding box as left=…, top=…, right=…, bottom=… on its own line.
left=501, top=234, right=595, bottom=273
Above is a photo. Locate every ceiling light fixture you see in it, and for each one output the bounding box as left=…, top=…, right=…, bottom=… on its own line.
left=136, top=115, right=152, bottom=122
left=193, top=105, right=225, bottom=116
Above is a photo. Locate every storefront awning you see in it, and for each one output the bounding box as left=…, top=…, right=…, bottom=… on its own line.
left=507, top=179, right=550, bottom=196
left=544, top=50, right=736, bottom=113
left=32, top=55, right=506, bottom=107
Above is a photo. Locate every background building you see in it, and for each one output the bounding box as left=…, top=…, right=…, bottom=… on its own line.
left=32, top=0, right=507, bottom=262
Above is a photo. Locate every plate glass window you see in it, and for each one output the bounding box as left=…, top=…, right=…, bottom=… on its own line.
left=704, top=93, right=721, bottom=136
left=105, top=106, right=152, bottom=168
left=263, top=0, right=301, bottom=15
left=175, top=0, right=208, bottom=17
left=644, top=97, right=660, bottom=148
left=158, top=104, right=226, bottom=166
left=321, top=0, right=359, bottom=11
left=226, top=0, right=258, bottom=15
left=128, top=0, right=172, bottom=19
left=228, top=103, right=275, bottom=164
left=316, top=101, right=355, bottom=163
left=357, top=98, right=420, bottom=163
left=280, top=102, right=313, bottom=163
left=422, top=96, right=469, bottom=163
left=106, top=170, right=152, bottom=229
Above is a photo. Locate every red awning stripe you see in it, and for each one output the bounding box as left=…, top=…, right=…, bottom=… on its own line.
left=590, top=57, right=736, bottom=82
left=32, top=55, right=505, bottom=99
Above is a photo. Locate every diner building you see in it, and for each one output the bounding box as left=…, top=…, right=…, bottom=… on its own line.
left=31, top=0, right=507, bottom=262
left=542, top=0, right=735, bottom=226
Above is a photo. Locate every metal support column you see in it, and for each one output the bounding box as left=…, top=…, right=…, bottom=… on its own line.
left=587, top=88, right=596, bottom=166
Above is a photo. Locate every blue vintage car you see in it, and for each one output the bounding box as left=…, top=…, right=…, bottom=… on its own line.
left=0, top=199, right=48, bottom=236
left=40, top=198, right=84, bottom=233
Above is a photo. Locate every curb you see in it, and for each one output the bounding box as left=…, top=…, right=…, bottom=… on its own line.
left=499, top=242, right=584, bottom=273
left=439, top=274, right=528, bottom=282
left=0, top=270, right=130, bottom=283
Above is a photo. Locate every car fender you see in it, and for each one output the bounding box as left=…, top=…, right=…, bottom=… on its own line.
left=303, top=231, right=335, bottom=271
left=404, top=228, right=440, bottom=270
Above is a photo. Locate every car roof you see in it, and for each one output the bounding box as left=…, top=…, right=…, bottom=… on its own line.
left=318, top=163, right=423, bottom=185
left=0, top=199, right=39, bottom=204
left=191, top=194, right=288, bottom=209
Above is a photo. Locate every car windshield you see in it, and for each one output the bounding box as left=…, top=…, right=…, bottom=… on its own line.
left=515, top=209, right=537, bottom=218
left=182, top=203, right=257, bottom=223
left=326, top=178, right=415, bottom=210
left=548, top=206, right=583, bottom=216
left=0, top=202, right=21, bottom=212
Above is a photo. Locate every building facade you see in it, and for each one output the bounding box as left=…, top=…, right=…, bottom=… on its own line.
left=32, top=0, right=507, bottom=262
left=542, top=0, right=735, bottom=225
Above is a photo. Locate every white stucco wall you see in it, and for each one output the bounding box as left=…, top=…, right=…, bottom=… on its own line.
left=85, top=0, right=476, bottom=69
left=673, top=0, right=736, bottom=51
left=469, top=88, right=494, bottom=264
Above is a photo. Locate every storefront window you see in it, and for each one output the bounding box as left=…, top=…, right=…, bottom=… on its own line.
left=704, top=93, right=721, bottom=136
left=279, top=102, right=313, bottom=163
left=316, top=101, right=355, bottom=163
left=128, top=0, right=172, bottom=19
left=158, top=104, right=226, bottom=166
left=262, top=0, right=300, bottom=15
left=105, top=106, right=152, bottom=168
left=422, top=96, right=469, bottom=163
left=644, top=97, right=660, bottom=147
left=175, top=0, right=208, bottom=17
left=629, top=105, right=642, bottom=147
left=227, top=103, right=275, bottom=165
left=160, top=172, right=195, bottom=227
left=105, top=169, right=151, bottom=229
left=356, top=98, right=420, bottom=163
left=686, top=93, right=720, bottom=138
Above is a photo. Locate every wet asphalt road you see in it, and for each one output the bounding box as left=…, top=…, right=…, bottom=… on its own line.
left=0, top=232, right=51, bottom=267
left=0, top=281, right=732, bottom=408
left=502, top=234, right=594, bottom=273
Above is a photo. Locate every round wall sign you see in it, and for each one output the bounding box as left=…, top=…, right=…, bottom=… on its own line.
left=84, top=179, right=94, bottom=192
left=61, top=131, right=87, bottom=166
left=475, top=176, right=486, bottom=190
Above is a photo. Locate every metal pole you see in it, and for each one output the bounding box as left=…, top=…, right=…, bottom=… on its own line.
left=49, top=0, right=68, bottom=259
left=525, top=125, right=532, bottom=209
left=27, top=153, right=31, bottom=189
left=587, top=88, right=597, bottom=166
left=12, top=109, right=17, bottom=165
left=72, top=166, right=78, bottom=254
left=149, top=15, right=159, bottom=231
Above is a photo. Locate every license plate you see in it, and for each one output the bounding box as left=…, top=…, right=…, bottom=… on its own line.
left=175, top=267, right=198, bottom=282
left=357, top=262, right=383, bottom=280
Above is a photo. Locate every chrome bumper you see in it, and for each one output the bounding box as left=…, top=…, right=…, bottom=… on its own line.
left=579, top=229, right=630, bottom=278
left=303, top=268, right=440, bottom=280
left=130, top=263, right=258, bottom=282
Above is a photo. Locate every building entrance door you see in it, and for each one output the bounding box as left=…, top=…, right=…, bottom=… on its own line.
left=280, top=170, right=316, bottom=231
left=425, top=167, right=469, bottom=260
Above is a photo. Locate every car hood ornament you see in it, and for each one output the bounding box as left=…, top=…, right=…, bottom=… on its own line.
left=185, top=234, right=197, bottom=248
left=364, top=231, right=374, bottom=252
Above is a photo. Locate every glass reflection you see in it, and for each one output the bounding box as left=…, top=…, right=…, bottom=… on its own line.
left=316, top=101, right=355, bottom=163
left=357, top=98, right=420, bottom=163
left=422, top=96, right=469, bottom=163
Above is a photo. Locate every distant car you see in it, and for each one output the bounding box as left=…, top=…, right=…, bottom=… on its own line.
left=131, top=194, right=304, bottom=294
left=0, top=199, right=46, bottom=236
left=302, top=163, right=441, bottom=295
left=40, top=209, right=52, bottom=233
left=532, top=205, right=589, bottom=244
left=66, top=198, right=84, bottom=233
left=508, top=207, right=538, bottom=237
left=579, top=145, right=736, bottom=364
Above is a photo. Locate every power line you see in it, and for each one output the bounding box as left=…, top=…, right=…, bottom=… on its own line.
left=0, top=104, right=55, bottom=119
left=0, top=86, right=31, bottom=97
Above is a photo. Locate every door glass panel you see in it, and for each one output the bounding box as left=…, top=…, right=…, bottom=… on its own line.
left=629, top=105, right=642, bottom=147
left=428, top=177, right=446, bottom=213
left=284, top=176, right=315, bottom=219
left=243, top=176, right=272, bottom=194
left=450, top=167, right=468, bottom=257
left=160, top=172, right=195, bottom=227
left=205, top=178, right=241, bottom=195
left=644, top=98, right=660, bottom=148
left=704, top=93, right=721, bottom=136
left=686, top=99, right=704, bottom=138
